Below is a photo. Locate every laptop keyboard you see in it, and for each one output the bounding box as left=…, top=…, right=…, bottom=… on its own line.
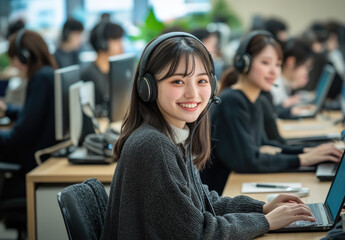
left=288, top=203, right=327, bottom=227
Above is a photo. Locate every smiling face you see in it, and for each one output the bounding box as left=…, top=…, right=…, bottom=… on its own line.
left=155, top=56, right=212, bottom=129
left=247, top=45, right=282, bottom=92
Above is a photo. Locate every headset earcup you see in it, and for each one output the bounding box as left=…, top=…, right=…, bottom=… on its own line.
left=62, top=29, right=69, bottom=42
left=137, top=73, right=157, bottom=102
left=18, top=48, right=30, bottom=64
left=234, top=56, right=245, bottom=73
left=235, top=53, right=251, bottom=74
left=242, top=53, right=252, bottom=74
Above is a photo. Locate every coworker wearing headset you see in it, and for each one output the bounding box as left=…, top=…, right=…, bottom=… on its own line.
left=101, top=32, right=316, bottom=240
left=53, top=18, right=84, bottom=68
left=0, top=30, right=58, bottom=199
left=200, top=31, right=343, bottom=195
left=261, top=38, right=314, bottom=144
left=81, top=21, right=124, bottom=117
left=270, top=38, right=314, bottom=119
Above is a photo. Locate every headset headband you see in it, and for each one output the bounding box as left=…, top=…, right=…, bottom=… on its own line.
left=234, top=30, right=273, bottom=74
left=236, top=30, right=273, bottom=57
left=137, top=32, right=218, bottom=102
left=138, top=31, right=216, bottom=80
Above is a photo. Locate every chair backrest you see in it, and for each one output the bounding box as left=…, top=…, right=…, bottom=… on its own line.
left=57, top=178, right=108, bottom=240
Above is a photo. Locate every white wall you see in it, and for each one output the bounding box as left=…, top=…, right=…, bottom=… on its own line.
left=226, top=0, right=345, bottom=35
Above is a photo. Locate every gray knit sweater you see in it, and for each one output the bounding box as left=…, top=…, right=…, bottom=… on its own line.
left=101, top=124, right=270, bottom=240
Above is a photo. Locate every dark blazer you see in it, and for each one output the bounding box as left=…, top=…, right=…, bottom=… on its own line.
left=0, top=66, right=58, bottom=198
left=201, top=88, right=302, bottom=195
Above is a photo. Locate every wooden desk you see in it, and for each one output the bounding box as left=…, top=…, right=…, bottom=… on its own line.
left=223, top=172, right=331, bottom=239
left=26, top=158, right=116, bottom=240
left=277, top=111, right=344, bottom=139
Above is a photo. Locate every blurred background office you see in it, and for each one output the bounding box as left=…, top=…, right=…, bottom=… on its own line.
left=1, top=0, right=345, bottom=83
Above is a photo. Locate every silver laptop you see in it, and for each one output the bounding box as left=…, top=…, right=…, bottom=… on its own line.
left=316, top=162, right=338, bottom=181
left=272, top=150, right=345, bottom=232
left=316, top=129, right=345, bottom=181
left=291, top=64, right=335, bottom=119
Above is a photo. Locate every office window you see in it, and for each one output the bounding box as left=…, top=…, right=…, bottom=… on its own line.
left=9, top=0, right=65, bottom=30
left=149, top=0, right=210, bottom=22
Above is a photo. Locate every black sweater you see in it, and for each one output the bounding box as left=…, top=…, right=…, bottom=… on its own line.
left=0, top=66, right=58, bottom=174
left=101, top=124, right=270, bottom=240
left=201, top=88, right=302, bottom=195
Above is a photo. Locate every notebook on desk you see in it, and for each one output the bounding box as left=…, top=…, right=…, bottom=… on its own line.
left=271, top=151, right=345, bottom=233
left=289, top=64, right=335, bottom=119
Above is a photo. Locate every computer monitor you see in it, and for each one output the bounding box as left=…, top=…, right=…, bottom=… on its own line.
left=313, top=64, right=335, bottom=107
left=69, top=81, right=95, bottom=146
left=108, top=53, right=137, bottom=122
left=54, top=65, right=81, bottom=140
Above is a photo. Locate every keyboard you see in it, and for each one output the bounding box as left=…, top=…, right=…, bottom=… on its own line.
left=287, top=203, right=326, bottom=227
left=309, top=203, right=324, bottom=225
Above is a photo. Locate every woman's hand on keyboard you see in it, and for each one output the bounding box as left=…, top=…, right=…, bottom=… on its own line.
left=265, top=202, right=315, bottom=230
left=299, top=143, right=343, bottom=166
left=263, top=194, right=305, bottom=214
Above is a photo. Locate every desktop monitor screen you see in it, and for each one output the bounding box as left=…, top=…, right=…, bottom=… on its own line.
left=54, top=65, right=81, bottom=140
left=69, top=81, right=95, bottom=146
left=108, top=53, right=137, bottom=122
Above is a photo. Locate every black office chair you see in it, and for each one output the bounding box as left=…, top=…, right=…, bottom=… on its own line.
left=57, top=178, right=108, bottom=240
left=0, top=161, right=27, bottom=240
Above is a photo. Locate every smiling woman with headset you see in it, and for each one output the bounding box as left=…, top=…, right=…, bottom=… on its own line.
left=101, top=32, right=317, bottom=239
left=0, top=29, right=58, bottom=200
left=200, top=30, right=343, bottom=196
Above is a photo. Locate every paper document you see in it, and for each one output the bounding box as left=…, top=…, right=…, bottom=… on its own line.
left=242, top=182, right=302, bottom=193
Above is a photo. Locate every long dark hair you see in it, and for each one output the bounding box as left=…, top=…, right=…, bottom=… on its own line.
left=219, top=33, right=282, bottom=94
left=114, top=35, right=215, bottom=170
left=7, top=30, right=57, bottom=79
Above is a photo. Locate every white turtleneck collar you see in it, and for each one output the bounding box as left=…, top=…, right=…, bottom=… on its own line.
left=169, top=124, right=190, bottom=145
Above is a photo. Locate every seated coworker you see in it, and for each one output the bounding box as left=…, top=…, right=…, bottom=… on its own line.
left=101, top=32, right=316, bottom=239
left=270, top=38, right=314, bottom=119
left=54, top=18, right=84, bottom=68
left=200, top=31, right=343, bottom=195
left=0, top=30, right=59, bottom=199
left=81, top=21, right=124, bottom=117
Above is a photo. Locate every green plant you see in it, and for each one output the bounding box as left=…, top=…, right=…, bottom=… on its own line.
left=164, top=0, right=242, bottom=32
left=130, top=1, right=242, bottom=44
left=130, top=8, right=164, bottom=43
left=210, top=0, right=242, bottom=30
left=0, top=53, right=10, bottom=71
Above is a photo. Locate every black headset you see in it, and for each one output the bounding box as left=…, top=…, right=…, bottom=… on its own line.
left=136, top=31, right=218, bottom=103
left=62, top=27, right=70, bottom=42
left=15, top=28, right=31, bottom=64
left=234, top=30, right=273, bottom=74
left=94, top=22, right=108, bottom=51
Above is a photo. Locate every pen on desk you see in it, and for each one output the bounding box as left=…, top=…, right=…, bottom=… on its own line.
left=255, top=183, right=291, bottom=188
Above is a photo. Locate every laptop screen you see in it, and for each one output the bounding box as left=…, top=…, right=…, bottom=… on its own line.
left=314, top=64, right=335, bottom=108
left=325, top=152, right=345, bottom=221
